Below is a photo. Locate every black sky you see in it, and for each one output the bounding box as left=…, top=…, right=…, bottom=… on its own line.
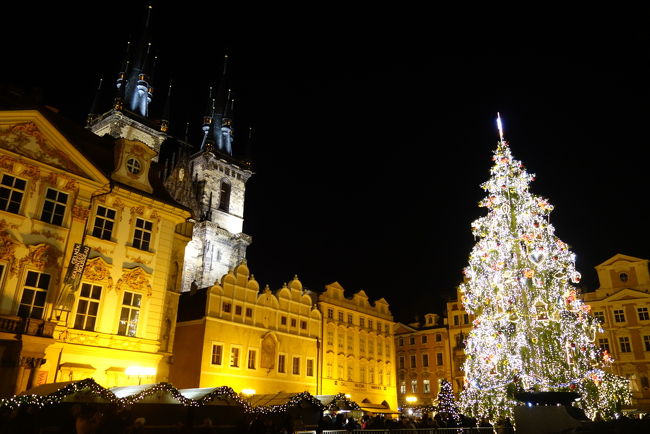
left=2, top=3, right=649, bottom=322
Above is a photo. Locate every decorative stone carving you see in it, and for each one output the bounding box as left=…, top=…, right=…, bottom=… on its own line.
left=19, top=243, right=60, bottom=271
left=261, top=333, right=277, bottom=372
left=116, top=266, right=152, bottom=296
left=82, top=257, right=114, bottom=291
left=72, top=204, right=90, bottom=221
left=0, top=122, right=85, bottom=176
left=0, top=219, right=20, bottom=261
left=30, top=229, right=65, bottom=242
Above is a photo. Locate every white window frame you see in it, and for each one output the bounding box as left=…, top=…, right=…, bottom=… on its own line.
left=247, top=348, right=257, bottom=370
left=73, top=282, right=102, bottom=331
left=292, top=356, right=301, bottom=375
left=278, top=353, right=287, bottom=374
left=229, top=345, right=242, bottom=368
left=41, top=187, right=69, bottom=226
left=210, top=342, right=224, bottom=366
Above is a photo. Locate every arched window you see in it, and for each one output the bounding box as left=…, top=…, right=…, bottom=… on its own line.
left=218, top=180, right=231, bottom=212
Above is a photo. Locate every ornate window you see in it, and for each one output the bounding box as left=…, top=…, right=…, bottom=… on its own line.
left=126, top=158, right=142, bottom=175
left=41, top=188, right=68, bottom=226
left=423, top=379, right=431, bottom=393
left=410, top=379, right=417, bottom=393
left=92, top=206, right=116, bottom=240
left=74, top=283, right=102, bottom=331
left=18, top=271, right=50, bottom=319
left=118, top=291, right=141, bottom=337
left=133, top=218, right=153, bottom=250
left=0, top=174, right=26, bottom=214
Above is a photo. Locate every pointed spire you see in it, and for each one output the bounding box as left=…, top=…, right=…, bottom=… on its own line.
left=86, top=75, right=103, bottom=127
left=497, top=112, right=505, bottom=142
left=160, top=80, right=172, bottom=132
left=125, top=4, right=155, bottom=117
left=113, top=40, right=131, bottom=111
left=184, top=121, right=191, bottom=144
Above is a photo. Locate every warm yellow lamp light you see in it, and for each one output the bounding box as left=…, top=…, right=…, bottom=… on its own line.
left=405, top=396, right=417, bottom=403
left=125, top=366, right=156, bottom=376
left=241, top=388, right=256, bottom=396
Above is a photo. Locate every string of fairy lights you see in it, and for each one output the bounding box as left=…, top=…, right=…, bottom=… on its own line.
left=0, top=378, right=332, bottom=415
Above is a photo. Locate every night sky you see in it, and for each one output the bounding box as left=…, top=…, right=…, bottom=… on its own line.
left=2, top=3, right=649, bottom=323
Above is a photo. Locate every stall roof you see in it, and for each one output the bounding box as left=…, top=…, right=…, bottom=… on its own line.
left=179, top=387, right=244, bottom=406
left=20, top=381, right=75, bottom=396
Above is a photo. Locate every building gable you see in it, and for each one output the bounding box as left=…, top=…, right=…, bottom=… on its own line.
left=0, top=110, right=109, bottom=183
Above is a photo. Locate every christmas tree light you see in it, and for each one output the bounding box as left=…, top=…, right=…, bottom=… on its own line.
left=458, top=115, right=630, bottom=424
left=433, top=379, right=461, bottom=426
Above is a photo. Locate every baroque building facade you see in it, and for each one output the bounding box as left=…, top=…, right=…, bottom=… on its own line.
left=170, top=263, right=321, bottom=394
left=582, top=253, right=650, bottom=411
left=394, top=314, right=452, bottom=407
left=318, top=282, right=398, bottom=413
left=446, top=286, right=474, bottom=392
left=0, top=108, right=191, bottom=396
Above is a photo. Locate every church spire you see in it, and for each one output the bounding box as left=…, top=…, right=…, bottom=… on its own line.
left=205, top=53, right=234, bottom=155
left=86, top=75, right=103, bottom=127
left=160, top=80, right=172, bottom=132
left=124, top=4, right=154, bottom=117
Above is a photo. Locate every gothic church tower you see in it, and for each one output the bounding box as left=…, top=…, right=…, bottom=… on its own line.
left=163, top=54, right=253, bottom=291
left=86, top=5, right=252, bottom=292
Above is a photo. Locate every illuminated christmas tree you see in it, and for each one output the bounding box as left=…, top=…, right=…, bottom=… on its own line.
left=458, top=115, right=630, bottom=423
left=433, top=379, right=461, bottom=426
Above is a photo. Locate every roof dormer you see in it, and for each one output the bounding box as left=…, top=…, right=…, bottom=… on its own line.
left=111, top=138, right=156, bottom=193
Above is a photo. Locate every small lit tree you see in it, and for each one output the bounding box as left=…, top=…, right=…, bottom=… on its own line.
left=458, top=116, right=630, bottom=424
left=433, top=379, right=461, bottom=426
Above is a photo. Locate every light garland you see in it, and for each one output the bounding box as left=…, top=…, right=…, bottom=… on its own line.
left=247, top=391, right=325, bottom=415
left=324, top=393, right=360, bottom=412
left=0, top=379, right=329, bottom=416
left=458, top=135, right=630, bottom=425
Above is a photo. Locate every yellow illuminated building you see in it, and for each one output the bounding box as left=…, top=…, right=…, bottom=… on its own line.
left=170, top=262, right=321, bottom=394
left=394, top=313, right=452, bottom=406
left=582, top=253, right=650, bottom=411
left=0, top=109, right=191, bottom=396
left=318, top=282, right=398, bottom=412
left=446, top=286, right=474, bottom=393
